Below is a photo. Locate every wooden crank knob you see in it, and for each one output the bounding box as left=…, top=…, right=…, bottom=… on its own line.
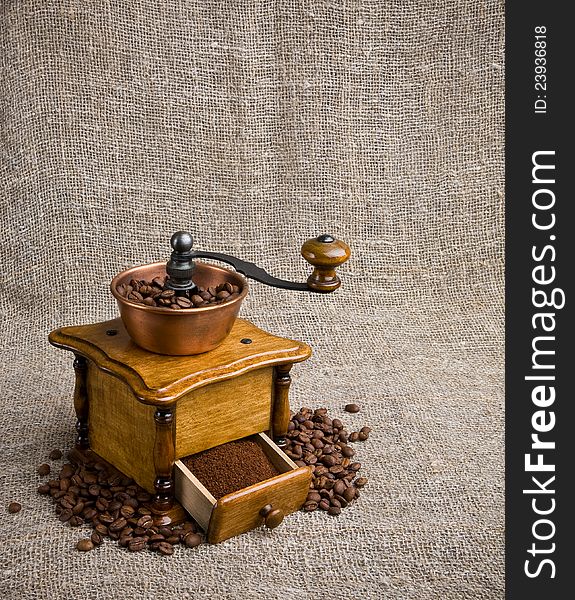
left=259, top=504, right=284, bottom=529
left=301, top=234, right=351, bottom=292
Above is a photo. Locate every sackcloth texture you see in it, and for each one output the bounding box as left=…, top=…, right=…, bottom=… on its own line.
left=0, top=1, right=504, bottom=599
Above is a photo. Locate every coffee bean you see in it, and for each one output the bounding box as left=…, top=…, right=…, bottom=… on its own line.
left=137, top=515, right=153, bottom=529
left=91, top=531, right=103, bottom=546
left=318, top=499, right=330, bottom=511
left=321, top=455, right=337, bottom=469
left=76, top=538, right=94, bottom=552
left=8, top=502, right=22, bottom=514
left=128, top=537, right=147, bottom=552
left=99, top=512, right=114, bottom=524
left=108, top=500, right=122, bottom=511
left=332, top=419, right=343, bottom=430
left=37, top=463, right=51, bottom=476
left=181, top=521, right=197, bottom=534
left=341, top=446, right=355, bottom=458
left=355, top=477, right=368, bottom=487
left=328, top=506, right=341, bottom=516
left=157, top=541, right=174, bottom=556
left=83, top=508, right=98, bottom=521
left=342, top=487, right=356, bottom=502
left=175, top=296, right=192, bottom=308
left=37, top=483, right=51, bottom=495
left=95, top=498, right=108, bottom=511
left=333, top=480, right=346, bottom=496
left=304, top=501, right=318, bottom=511
left=349, top=432, right=360, bottom=442
left=344, top=404, right=360, bottom=413
left=60, top=464, right=75, bottom=479
left=307, top=491, right=321, bottom=503
left=349, top=462, right=361, bottom=471
left=159, top=534, right=175, bottom=545
left=120, top=505, right=135, bottom=519
left=60, top=497, right=74, bottom=510
left=109, top=517, right=128, bottom=532
left=358, top=432, right=369, bottom=441
left=59, top=509, right=72, bottom=522
left=182, top=532, right=202, bottom=548
left=83, top=472, right=97, bottom=485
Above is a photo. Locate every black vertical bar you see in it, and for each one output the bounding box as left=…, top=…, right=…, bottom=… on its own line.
left=506, top=3, right=572, bottom=598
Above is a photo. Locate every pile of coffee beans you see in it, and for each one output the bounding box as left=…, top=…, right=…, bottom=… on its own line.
left=284, top=407, right=370, bottom=516
left=26, top=406, right=370, bottom=553
left=36, top=453, right=202, bottom=554
left=116, top=276, right=242, bottom=310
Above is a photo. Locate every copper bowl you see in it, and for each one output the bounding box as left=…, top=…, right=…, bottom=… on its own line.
left=110, top=262, right=248, bottom=355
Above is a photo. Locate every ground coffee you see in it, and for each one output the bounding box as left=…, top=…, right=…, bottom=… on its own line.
left=182, top=438, right=281, bottom=499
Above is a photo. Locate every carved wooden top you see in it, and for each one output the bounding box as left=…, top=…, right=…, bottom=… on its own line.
left=49, top=318, right=311, bottom=406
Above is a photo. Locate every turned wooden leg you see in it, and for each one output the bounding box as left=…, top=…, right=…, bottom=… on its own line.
left=73, top=354, right=89, bottom=449
left=272, top=364, right=293, bottom=447
left=152, top=406, right=175, bottom=512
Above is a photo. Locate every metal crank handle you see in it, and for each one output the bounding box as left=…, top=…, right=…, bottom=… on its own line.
left=192, top=234, right=351, bottom=293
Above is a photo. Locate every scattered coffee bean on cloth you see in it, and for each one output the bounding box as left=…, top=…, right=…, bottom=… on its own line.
left=116, top=277, right=242, bottom=310
left=37, top=459, right=203, bottom=554
left=37, top=463, right=51, bottom=476
left=7, top=502, right=22, bottom=514
left=284, top=407, right=370, bottom=515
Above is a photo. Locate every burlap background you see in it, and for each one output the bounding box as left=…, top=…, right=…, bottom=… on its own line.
left=0, top=1, right=504, bottom=599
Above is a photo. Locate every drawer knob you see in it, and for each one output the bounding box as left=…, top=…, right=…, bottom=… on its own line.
left=259, top=504, right=284, bottom=529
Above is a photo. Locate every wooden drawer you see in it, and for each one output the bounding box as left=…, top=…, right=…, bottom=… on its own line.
left=174, top=432, right=311, bottom=543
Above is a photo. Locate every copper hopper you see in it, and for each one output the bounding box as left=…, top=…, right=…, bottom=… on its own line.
left=110, top=231, right=350, bottom=356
